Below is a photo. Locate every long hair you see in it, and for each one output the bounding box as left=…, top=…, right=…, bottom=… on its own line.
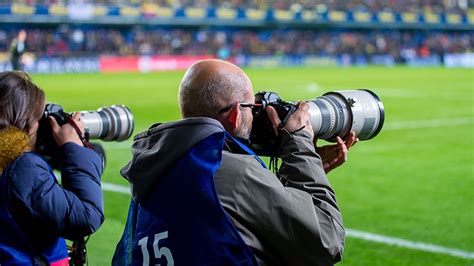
left=0, top=71, right=45, bottom=133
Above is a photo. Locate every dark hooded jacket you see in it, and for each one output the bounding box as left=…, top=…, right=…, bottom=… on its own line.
left=0, top=128, right=104, bottom=264
left=121, top=117, right=344, bottom=265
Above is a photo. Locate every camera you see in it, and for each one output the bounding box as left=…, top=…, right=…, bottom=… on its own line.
left=35, top=103, right=134, bottom=169
left=249, top=90, right=385, bottom=156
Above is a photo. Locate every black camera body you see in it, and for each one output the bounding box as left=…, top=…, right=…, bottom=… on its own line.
left=249, top=92, right=297, bottom=156
left=249, top=90, right=385, bottom=157
left=36, top=104, right=79, bottom=169
left=41, top=104, right=72, bottom=125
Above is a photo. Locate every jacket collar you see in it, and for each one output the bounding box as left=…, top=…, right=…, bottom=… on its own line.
left=0, top=127, right=30, bottom=173
left=223, top=136, right=251, bottom=154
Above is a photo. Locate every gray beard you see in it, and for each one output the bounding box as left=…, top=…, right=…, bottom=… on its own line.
left=234, top=124, right=251, bottom=140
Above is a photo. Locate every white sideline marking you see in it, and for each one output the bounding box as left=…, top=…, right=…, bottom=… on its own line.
left=385, top=117, right=473, bottom=131
left=346, top=229, right=474, bottom=260
left=101, top=141, right=132, bottom=150
left=102, top=182, right=130, bottom=195
left=102, top=182, right=474, bottom=260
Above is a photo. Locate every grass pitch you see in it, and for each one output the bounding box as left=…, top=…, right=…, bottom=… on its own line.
left=32, top=66, right=474, bottom=266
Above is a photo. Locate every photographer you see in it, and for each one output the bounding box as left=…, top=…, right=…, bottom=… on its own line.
left=0, top=71, right=104, bottom=265
left=113, top=59, right=356, bottom=265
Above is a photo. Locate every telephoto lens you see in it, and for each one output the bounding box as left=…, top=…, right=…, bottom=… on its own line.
left=308, top=90, right=384, bottom=141
left=80, top=105, right=134, bottom=141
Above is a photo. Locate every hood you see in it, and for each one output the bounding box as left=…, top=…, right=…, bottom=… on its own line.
left=121, top=117, right=225, bottom=202
left=0, top=127, right=30, bottom=173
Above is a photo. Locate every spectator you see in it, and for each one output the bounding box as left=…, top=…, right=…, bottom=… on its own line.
left=0, top=28, right=472, bottom=61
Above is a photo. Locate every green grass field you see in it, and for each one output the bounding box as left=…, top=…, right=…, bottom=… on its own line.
left=32, top=66, right=474, bottom=266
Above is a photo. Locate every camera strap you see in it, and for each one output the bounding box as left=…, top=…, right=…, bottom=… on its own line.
left=225, top=132, right=266, bottom=169
left=68, top=236, right=88, bottom=266
left=65, top=116, right=94, bottom=150
left=277, top=105, right=298, bottom=131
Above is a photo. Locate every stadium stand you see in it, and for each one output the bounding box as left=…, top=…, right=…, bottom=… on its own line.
left=0, top=0, right=471, bottom=14
left=0, top=28, right=472, bottom=60
left=0, top=0, right=473, bottom=72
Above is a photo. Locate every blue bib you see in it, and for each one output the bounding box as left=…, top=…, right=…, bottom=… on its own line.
left=113, top=132, right=260, bottom=265
left=0, top=155, right=68, bottom=265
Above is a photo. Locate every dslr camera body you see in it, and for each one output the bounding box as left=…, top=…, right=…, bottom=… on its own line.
left=250, top=90, right=385, bottom=156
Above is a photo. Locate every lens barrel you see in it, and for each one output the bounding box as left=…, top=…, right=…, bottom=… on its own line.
left=80, top=105, right=134, bottom=141
left=308, top=89, right=384, bottom=141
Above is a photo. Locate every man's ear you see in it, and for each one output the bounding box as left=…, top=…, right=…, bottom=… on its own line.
left=227, top=104, right=240, bottom=130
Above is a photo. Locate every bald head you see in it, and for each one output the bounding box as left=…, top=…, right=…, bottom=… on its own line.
left=179, top=59, right=253, bottom=118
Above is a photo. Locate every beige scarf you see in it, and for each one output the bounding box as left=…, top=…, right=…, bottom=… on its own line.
left=0, top=127, right=31, bottom=173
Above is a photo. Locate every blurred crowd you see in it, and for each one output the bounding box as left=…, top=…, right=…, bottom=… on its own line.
left=2, top=0, right=472, bottom=14
left=0, top=27, right=472, bottom=62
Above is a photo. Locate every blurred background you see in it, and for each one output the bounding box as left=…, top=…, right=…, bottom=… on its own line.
left=0, top=0, right=473, bottom=71
left=1, top=1, right=473, bottom=265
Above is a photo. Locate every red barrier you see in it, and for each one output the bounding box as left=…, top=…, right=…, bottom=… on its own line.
left=100, top=55, right=216, bottom=72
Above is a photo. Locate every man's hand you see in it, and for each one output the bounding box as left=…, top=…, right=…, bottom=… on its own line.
left=315, top=131, right=358, bottom=173
left=49, top=112, right=84, bottom=147
left=267, top=103, right=358, bottom=173
left=266, top=102, right=314, bottom=139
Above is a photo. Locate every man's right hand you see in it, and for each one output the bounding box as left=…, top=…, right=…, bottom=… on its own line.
left=266, top=101, right=314, bottom=139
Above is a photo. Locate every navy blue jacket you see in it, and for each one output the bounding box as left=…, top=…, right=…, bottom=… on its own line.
left=0, top=142, right=104, bottom=263
left=113, top=118, right=257, bottom=265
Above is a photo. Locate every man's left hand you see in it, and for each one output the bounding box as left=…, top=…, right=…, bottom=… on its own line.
left=315, top=131, right=358, bottom=173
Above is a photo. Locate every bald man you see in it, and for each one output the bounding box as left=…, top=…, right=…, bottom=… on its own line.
left=113, top=60, right=355, bottom=266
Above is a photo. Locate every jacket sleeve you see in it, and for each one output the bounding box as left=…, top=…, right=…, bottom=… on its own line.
left=10, top=143, right=104, bottom=240
left=215, top=130, right=344, bottom=266
left=277, top=129, right=344, bottom=263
